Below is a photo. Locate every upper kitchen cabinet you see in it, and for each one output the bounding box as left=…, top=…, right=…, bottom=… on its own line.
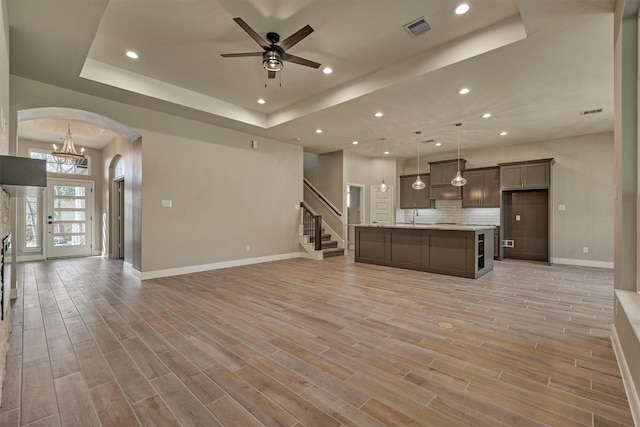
left=429, top=159, right=466, bottom=200
left=400, top=174, right=433, bottom=209
left=499, top=159, right=554, bottom=191
left=462, top=167, right=500, bottom=208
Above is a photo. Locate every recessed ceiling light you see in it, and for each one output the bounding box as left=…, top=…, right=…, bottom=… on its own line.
left=323, top=67, right=333, bottom=74
left=435, top=142, right=442, bottom=147
left=126, top=50, right=139, bottom=59
left=374, top=112, right=383, bottom=118
left=352, top=141, right=358, bottom=145
left=499, top=131, right=508, bottom=136
left=454, top=3, right=470, bottom=15
left=315, top=129, right=323, bottom=134
left=384, top=150, right=390, bottom=155
left=481, top=113, right=492, bottom=119
left=257, top=98, right=266, bottom=104
left=457, top=88, right=471, bottom=95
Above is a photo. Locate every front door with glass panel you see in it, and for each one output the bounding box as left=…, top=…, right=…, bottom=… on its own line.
left=47, top=179, right=94, bottom=258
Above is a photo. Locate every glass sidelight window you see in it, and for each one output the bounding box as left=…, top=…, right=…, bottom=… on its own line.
left=25, top=196, right=40, bottom=250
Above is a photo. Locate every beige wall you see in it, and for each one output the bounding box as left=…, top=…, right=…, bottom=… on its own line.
left=10, top=76, right=303, bottom=276
left=343, top=150, right=397, bottom=225
left=612, top=4, right=640, bottom=421
left=0, top=0, right=10, bottom=405
left=140, top=127, right=302, bottom=272
left=101, top=135, right=133, bottom=259
left=304, top=151, right=344, bottom=209
left=399, top=132, right=614, bottom=264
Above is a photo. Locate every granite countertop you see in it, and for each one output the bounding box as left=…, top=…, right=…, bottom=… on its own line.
left=360, top=224, right=496, bottom=231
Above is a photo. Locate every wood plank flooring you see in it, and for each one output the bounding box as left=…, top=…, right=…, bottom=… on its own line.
left=0, top=255, right=633, bottom=426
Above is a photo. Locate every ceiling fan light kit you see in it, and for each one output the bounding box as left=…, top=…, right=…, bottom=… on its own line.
left=263, top=51, right=283, bottom=71
left=221, top=18, right=320, bottom=84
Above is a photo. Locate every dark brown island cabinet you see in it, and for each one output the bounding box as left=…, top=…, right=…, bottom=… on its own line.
left=355, top=225, right=494, bottom=279
left=399, top=174, right=433, bottom=209
left=462, top=167, right=500, bottom=207
left=429, top=159, right=466, bottom=200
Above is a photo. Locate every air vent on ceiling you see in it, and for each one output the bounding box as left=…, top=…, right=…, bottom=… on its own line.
left=404, top=17, right=431, bottom=38
left=580, top=108, right=603, bottom=116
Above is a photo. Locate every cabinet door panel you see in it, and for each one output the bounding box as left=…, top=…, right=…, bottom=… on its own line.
left=462, top=171, right=482, bottom=207
left=524, top=163, right=549, bottom=188
left=444, top=163, right=460, bottom=183
left=414, top=175, right=431, bottom=208
left=501, top=165, right=524, bottom=190
left=481, top=169, right=500, bottom=207
left=430, top=164, right=445, bottom=185
left=399, top=176, right=415, bottom=209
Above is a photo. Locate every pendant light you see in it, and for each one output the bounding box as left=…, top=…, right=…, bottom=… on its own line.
left=51, top=122, right=85, bottom=165
left=411, top=141, right=425, bottom=190
left=379, top=138, right=388, bottom=192
left=451, top=123, right=467, bottom=187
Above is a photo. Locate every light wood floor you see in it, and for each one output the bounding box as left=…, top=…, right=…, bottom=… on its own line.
left=0, top=254, right=633, bottom=426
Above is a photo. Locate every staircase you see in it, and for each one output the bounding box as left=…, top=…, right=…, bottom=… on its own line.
left=311, top=230, right=344, bottom=258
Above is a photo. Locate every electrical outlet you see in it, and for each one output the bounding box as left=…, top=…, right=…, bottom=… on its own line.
left=246, top=245, right=251, bottom=252
left=583, top=246, right=589, bottom=253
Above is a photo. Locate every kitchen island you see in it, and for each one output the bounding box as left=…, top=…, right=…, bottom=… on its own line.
left=355, top=224, right=494, bottom=279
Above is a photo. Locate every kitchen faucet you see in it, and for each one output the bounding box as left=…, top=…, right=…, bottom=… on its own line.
left=412, top=208, right=418, bottom=226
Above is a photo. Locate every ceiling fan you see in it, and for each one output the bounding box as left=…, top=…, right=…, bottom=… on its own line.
left=221, top=17, right=321, bottom=79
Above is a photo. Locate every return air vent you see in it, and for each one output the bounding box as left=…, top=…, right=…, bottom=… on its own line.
left=580, top=108, right=603, bottom=116
left=404, top=17, right=431, bottom=38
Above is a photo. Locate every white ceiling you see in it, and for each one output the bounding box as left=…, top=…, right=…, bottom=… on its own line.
left=8, top=0, right=615, bottom=159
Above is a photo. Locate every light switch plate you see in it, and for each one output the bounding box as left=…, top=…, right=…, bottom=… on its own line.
left=558, top=204, right=566, bottom=211
left=515, top=214, right=521, bottom=221
left=161, top=200, right=172, bottom=208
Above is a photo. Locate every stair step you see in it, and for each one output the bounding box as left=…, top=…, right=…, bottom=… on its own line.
left=310, top=233, right=332, bottom=243
left=320, top=240, right=338, bottom=249
left=322, top=248, right=345, bottom=258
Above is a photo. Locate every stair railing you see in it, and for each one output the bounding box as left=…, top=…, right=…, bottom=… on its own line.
left=300, top=202, right=323, bottom=251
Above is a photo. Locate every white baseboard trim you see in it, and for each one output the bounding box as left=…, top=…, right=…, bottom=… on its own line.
left=139, top=252, right=306, bottom=280
left=17, top=254, right=44, bottom=262
left=611, top=324, right=640, bottom=426
left=122, top=261, right=144, bottom=280
left=551, top=257, right=613, bottom=269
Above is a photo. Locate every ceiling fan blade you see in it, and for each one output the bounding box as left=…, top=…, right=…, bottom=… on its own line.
left=233, top=17, right=269, bottom=49
left=221, top=52, right=263, bottom=58
left=268, top=70, right=276, bottom=79
left=282, top=53, right=321, bottom=69
left=278, top=25, right=314, bottom=51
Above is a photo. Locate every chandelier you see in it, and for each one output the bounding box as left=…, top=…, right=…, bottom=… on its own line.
left=52, top=122, right=85, bottom=165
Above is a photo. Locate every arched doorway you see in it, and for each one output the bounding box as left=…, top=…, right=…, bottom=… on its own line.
left=16, top=107, right=142, bottom=269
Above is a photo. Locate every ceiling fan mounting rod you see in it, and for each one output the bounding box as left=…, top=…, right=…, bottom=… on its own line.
left=266, top=32, right=280, bottom=44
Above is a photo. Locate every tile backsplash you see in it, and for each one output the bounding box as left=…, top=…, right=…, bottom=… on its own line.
left=396, top=199, right=500, bottom=225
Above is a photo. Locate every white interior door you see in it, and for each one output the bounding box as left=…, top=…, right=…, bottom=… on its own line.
left=370, top=185, right=394, bottom=225
left=47, top=179, right=94, bottom=258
